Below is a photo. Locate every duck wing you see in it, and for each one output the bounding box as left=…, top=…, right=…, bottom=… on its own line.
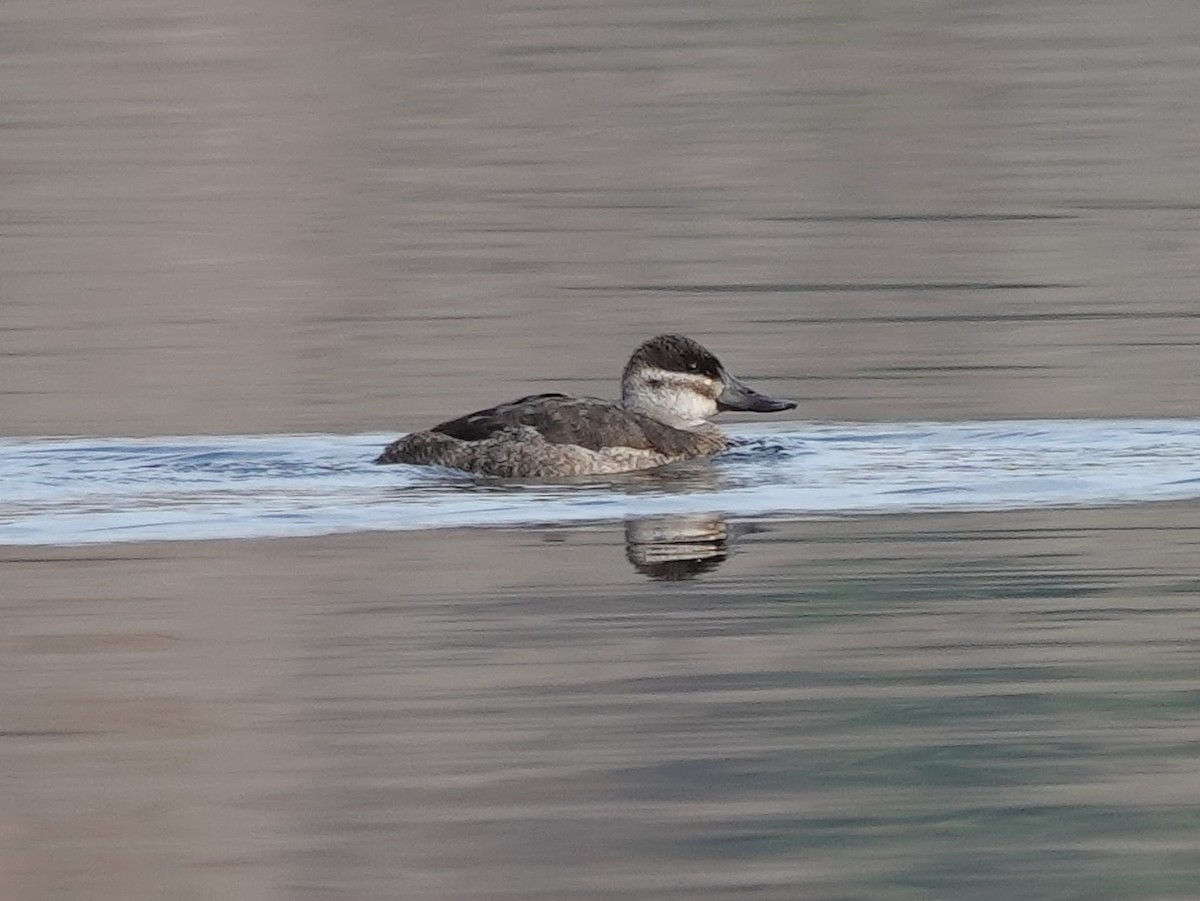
left=431, top=394, right=685, bottom=453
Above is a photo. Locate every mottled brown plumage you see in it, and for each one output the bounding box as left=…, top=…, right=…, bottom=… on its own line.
left=376, top=334, right=794, bottom=478
left=429, top=394, right=714, bottom=456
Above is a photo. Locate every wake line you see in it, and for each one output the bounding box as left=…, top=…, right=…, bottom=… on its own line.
left=3, top=421, right=1200, bottom=546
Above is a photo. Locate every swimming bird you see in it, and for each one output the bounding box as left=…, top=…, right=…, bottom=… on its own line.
left=375, top=334, right=795, bottom=478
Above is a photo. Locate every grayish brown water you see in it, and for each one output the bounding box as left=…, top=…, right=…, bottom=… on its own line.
left=5, top=511, right=1200, bottom=900
left=5, top=0, right=1200, bottom=898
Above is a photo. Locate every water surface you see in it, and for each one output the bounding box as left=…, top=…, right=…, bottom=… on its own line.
left=7, top=0, right=1200, bottom=898
left=5, top=510, right=1200, bottom=900
left=4, top=419, right=1200, bottom=545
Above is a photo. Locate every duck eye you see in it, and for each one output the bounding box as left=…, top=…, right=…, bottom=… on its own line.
left=647, top=378, right=663, bottom=388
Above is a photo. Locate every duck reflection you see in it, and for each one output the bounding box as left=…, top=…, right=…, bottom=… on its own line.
left=624, top=514, right=729, bottom=580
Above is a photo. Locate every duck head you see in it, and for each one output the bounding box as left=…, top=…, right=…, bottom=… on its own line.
left=620, top=334, right=796, bottom=426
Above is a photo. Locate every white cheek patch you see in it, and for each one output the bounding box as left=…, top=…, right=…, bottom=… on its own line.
left=658, top=384, right=716, bottom=423
left=625, top=367, right=721, bottom=424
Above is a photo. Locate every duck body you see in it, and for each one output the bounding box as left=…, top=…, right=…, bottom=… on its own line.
left=378, top=392, right=727, bottom=477
left=376, top=334, right=794, bottom=478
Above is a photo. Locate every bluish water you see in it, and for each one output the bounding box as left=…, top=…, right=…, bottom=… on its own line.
left=4, top=419, right=1200, bottom=546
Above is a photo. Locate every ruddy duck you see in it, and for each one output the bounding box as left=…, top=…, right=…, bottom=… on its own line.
left=375, top=334, right=795, bottom=478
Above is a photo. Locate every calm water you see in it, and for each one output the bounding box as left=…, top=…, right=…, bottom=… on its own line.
left=7, top=0, right=1200, bottom=898
left=6, top=510, right=1200, bottom=900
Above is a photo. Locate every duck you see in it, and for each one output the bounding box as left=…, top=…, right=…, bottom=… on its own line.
left=375, top=333, right=795, bottom=478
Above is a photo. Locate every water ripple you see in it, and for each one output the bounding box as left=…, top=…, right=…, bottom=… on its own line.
left=2, top=420, right=1200, bottom=546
